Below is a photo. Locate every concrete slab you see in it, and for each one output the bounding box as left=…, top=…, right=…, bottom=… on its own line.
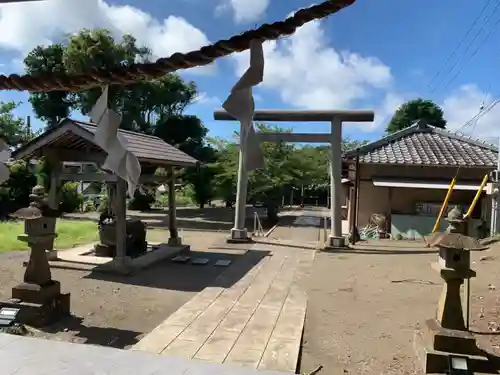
left=51, top=243, right=188, bottom=274
left=192, top=258, right=210, bottom=265
left=215, top=259, right=232, bottom=267
left=172, top=255, right=191, bottom=263
left=0, top=333, right=292, bottom=375
left=134, top=241, right=314, bottom=373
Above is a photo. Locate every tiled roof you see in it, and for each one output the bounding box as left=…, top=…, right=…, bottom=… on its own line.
left=343, top=120, right=498, bottom=167
left=73, top=120, right=198, bottom=167
left=12, top=118, right=199, bottom=167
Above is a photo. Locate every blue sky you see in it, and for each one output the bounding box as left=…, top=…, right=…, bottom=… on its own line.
left=0, top=0, right=499, bottom=142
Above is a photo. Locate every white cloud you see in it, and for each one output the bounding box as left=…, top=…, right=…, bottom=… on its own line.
left=441, top=84, right=500, bottom=141
left=368, top=92, right=406, bottom=131
left=232, top=19, right=392, bottom=112
left=0, top=0, right=214, bottom=75
left=193, top=92, right=221, bottom=106
left=217, top=0, right=269, bottom=23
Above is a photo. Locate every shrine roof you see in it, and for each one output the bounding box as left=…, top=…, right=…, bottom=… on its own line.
left=343, top=120, right=497, bottom=168
left=12, top=118, right=199, bottom=168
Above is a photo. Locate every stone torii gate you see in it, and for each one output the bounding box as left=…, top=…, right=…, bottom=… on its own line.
left=214, top=109, right=375, bottom=248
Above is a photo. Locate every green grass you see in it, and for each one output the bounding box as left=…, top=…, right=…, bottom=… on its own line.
left=0, top=219, right=99, bottom=253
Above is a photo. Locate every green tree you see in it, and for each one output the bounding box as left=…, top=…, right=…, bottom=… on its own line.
left=61, top=28, right=212, bottom=209
left=63, top=29, right=152, bottom=122
left=386, top=98, right=446, bottom=134
left=0, top=101, right=34, bottom=147
left=24, top=44, right=75, bottom=129
left=0, top=161, right=37, bottom=219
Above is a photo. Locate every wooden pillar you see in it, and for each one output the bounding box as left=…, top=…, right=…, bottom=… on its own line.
left=114, top=178, right=127, bottom=259
left=46, top=160, right=61, bottom=259
left=167, top=166, right=181, bottom=245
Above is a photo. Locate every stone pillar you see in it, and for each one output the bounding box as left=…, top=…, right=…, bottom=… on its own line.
left=230, top=120, right=250, bottom=242
left=326, top=117, right=345, bottom=249
left=46, top=160, right=61, bottom=260
left=167, top=166, right=182, bottom=246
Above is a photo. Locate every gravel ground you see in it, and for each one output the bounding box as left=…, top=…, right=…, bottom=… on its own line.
left=299, top=239, right=500, bottom=375
left=0, top=230, right=255, bottom=349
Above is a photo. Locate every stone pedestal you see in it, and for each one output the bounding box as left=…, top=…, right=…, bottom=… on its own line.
left=94, top=243, right=116, bottom=257
left=323, top=235, right=347, bottom=251
left=414, top=321, right=489, bottom=374
left=5, top=279, right=71, bottom=328
left=8, top=237, right=71, bottom=327
left=168, top=237, right=183, bottom=246
left=227, top=228, right=252, bottom=243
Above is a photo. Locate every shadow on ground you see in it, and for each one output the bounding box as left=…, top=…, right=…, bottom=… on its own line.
left=330, top=247, right=438, bottom=255
left=40, top=316, right=141, bottom=349
left=64, top=207, right=276, bottom=232
left=84, top=249, right=270, bottom=291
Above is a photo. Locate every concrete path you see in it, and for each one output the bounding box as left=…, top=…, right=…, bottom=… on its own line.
left=0, top=332, right=290, bottom=375
left=133, top=242, right=315, bottom=373
left=272, top=206, right=350, bottom=245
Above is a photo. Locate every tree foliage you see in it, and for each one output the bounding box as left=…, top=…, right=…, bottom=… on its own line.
left=386, top=98, right=446, bottom=134
left=0, top=102, right=35, bottom=148
left=24, top=44, right=75, bottom=129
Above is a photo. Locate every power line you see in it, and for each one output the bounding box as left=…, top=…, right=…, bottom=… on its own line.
left=428, top=0, right=493, bottom=90
left=441, top=10, right=500, bottom=91
left=459, top=98, right=500, bottom=134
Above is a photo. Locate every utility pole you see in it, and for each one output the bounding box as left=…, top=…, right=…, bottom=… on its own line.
left=490, top=136, right=500, bottom=236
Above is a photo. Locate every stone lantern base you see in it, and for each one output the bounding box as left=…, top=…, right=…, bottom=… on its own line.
left=413, top=319, right=489, bottom=373
left=0, top=281, right=71, bottom=328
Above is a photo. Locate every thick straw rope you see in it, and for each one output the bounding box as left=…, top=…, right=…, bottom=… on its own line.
left=0, top=0, right=355, bottom=92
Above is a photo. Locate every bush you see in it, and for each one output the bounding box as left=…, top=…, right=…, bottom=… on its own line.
left=82, top=199, right=96, bottom=213
left=176, top=185, right=195, bottom=207
left=98, top=195, right=109, bottom=213
left=0, top=161, right=36, bottom=219
left=59, top=182, right=84, bottom=213
left=154, top=194, right=169, bottom=208
left=127, top=189, right=155, bottom=211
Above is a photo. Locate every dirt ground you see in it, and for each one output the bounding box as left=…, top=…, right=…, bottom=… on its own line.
left=0, top=230, right=256, bottom=349
left=299, top=239, right=500, bottom=375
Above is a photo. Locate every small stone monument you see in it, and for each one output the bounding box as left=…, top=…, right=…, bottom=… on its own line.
left=0, top=186, right=70, bottom=327
left=414, top=206, right=489, bottom=373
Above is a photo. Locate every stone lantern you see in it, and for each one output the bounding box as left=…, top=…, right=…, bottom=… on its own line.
left=0, top=186, right=70, bottom=327
left=414, top=218, right=489, bottom=372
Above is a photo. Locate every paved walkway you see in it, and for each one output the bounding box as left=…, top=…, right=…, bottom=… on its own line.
left=0, top=332, right=290, bottom=374
left=133, top=242, right=315, bottom=373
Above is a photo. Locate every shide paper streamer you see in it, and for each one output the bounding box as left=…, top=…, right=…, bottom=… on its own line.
left=0, top=139, right=10, bottom=185
left=90, top=87, right=141, bottom=198
left=222, top=40, right=265, bottom=171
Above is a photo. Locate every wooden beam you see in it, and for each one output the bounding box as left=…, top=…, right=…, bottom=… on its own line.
left=214, top=109, right=375, bottom=122
left=257, top=132, right=331, bottom=143
left=60, top=173, right=116, bottom=182
left=114, top=178, right=128, bottom=259
left=59, top=173, right=168, bottom=183
left=43, top=149, right=106, bottom=164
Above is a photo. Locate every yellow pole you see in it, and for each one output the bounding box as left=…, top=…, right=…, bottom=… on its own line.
left=464, top=173, right=489, bottom=219
left=432, top=178, right=456, bottom=233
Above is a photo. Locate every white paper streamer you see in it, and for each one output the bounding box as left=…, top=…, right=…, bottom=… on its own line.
left=90, top=87, right=141, bottom=198
left=0, top=139, right=10, bottom=185
left=222, top=40, right=265, bottom=171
